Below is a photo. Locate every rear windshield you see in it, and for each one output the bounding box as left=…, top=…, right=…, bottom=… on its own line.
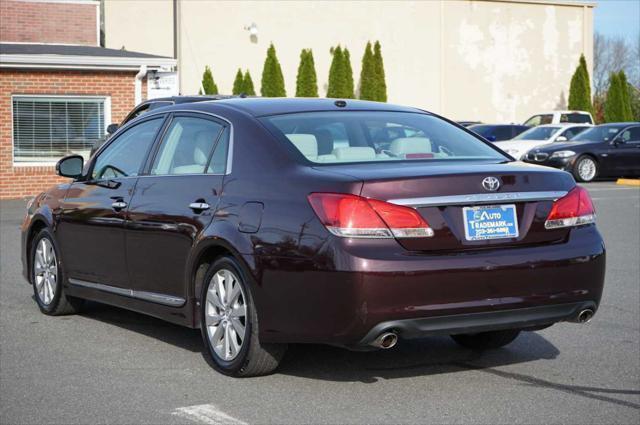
left=260, top=111, right=506, bottom=164
left=513, top=126, right=561, bottom=141
left=572, top=125, right=627, bottom=142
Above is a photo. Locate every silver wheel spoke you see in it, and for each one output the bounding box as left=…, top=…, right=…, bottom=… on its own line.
left=228, top=327, right=240, bottom=358
left=230, top=303, right=246, bottom=318
left=230, top=317, right=245, bottom=340
left=210, top=324, right=224, bottom=346
left=205, top=310, right=222, bottom=327
left=223, top=324, right=231, bottom=359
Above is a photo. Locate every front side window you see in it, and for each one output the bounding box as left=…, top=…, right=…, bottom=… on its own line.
left=261, top=111, right=506, bottom=164
left=92, top=118, right=163, bottom=180
left=513, top=126, right=561, bottom=141
left=559, top=126, right=589, bottom=140
left=619, top=126, right=640, bottom=143
left=12, top=96, right=106, bottom=163
left=150, top=116, right=225, bottom=175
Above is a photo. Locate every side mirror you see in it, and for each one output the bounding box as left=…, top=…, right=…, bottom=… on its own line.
left=106, top=123, right=119, bottom=135
left=56, top=155, right=84, bottom=179
left=556, top=136, right=568, bottom=142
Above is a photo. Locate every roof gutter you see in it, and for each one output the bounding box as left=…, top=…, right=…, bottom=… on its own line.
left=0, top=54, right=176, bottom=71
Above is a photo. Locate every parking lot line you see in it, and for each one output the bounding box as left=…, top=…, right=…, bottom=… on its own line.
left=172, top=404, right=247, bottom=425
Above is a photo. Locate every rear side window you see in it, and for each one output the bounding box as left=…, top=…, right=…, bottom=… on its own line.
left=150, top=116, right=225, bottom=175
left=620, top=126, right=640, bottom=143
left=261, top=111, right=506, bottom=164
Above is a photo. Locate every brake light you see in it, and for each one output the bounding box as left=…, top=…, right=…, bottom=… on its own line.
left=545, top=186, right=596, bottom=229
left=308, top=193, right=434, bottom=238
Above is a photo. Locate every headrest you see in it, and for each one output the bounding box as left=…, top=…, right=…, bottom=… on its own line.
left=332, top=147, right=376, bottom=161
left=314, top=129, right=334, bottom=155
left=390, top=137, right=432, bottom=155
left=286, top=134, right=318, bottom=158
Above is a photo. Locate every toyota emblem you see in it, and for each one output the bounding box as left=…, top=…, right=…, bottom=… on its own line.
left=482, top=176, right=500, bottom=192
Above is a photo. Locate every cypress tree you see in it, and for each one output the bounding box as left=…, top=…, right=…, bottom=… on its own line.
left=232, top=68, right=244, bottom=95
left=327, top=45, right=346, bottom=98
left=373, top=41, right=387, bottom=102
left=568, top=54, right=592, bottom=113
left=359, top=42, right=376, bottom=101
left=243, top=70, right=255, bottom=96
left=343, top=48, right=355, bottom=99
left=201, top=65, right=218, bottom=95
left=295, top=49, right=318, bottom=97
left=618, top=71, right=633, bottom=121
left=604, top=72, right=624, bottom=122
left=261, top=43, right=286, bottom=97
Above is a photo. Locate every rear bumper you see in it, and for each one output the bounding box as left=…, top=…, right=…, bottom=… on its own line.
left=255, top=225, right=605, bottom=346
left=358, top=301, right=596, bottom=346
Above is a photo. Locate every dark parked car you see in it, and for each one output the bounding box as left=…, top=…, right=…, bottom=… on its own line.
left=22, top=98, right=605, bottom=377
left=468, top=124, right=530, bottom=141
left=523, top=122, right=640, bottom=182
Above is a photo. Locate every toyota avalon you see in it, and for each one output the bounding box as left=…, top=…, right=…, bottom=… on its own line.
left=21, top=98, right=606, bottom=376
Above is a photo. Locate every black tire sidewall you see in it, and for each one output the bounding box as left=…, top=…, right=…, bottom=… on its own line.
left=574, top=155, right=597, bottom=182
left=31, top=229, right=64, bottom=313
left=200, top=256, right=254, bottom=375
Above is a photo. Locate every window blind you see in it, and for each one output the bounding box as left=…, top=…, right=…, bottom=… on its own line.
left=12, top=97, right=105, bottom=163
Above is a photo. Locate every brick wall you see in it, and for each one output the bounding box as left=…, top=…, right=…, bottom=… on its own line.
left=0, top=69, right=139, bottom=199
left=0, top=0, right=98, bottom=46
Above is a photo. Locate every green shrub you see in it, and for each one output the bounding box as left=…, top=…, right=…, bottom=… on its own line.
left=232, top=68, right=244, bottom=95
left=568, top=54, right=592, bottom=113
left=295, top=49, right=319, bottom=97
left=201, top=65, right=218, bottom=95
left=343, top=48, right=355, bottom=99
left=261, top=43, right=286, bottom=97
left=243, top=70, right=255, bottom=96
left=373, top=41, right=387, bottom=102
left=359, top=42, right=376, bottom=101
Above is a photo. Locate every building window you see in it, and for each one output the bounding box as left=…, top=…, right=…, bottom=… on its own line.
left=12, top=96, right=108, bottom=164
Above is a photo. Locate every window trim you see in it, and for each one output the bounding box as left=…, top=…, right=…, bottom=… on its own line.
left=11, top=94, right=111, bottom=167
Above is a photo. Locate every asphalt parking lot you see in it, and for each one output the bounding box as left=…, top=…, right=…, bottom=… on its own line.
left=1, top=181, right=638, bottom=425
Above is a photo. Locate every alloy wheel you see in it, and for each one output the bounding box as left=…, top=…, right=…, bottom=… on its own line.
left=205, top=269, right=247, bottom=361
left=577, top=157, right=597, bottom=181
left=34, top=238, right=57, bottom=305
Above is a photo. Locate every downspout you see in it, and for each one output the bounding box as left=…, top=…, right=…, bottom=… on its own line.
left=134, top=64, right=147, bottom=106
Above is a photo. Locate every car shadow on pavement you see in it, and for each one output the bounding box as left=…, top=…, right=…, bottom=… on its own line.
left=78, top=301, right=203, bottom=353
left=278, top=332, right=560, bottom=384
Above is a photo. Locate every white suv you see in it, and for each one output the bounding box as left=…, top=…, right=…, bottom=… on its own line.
left=523, top=111, right=594, bottom=127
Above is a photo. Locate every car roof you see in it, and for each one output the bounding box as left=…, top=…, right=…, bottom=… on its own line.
left=534, top=123, right=589, bottom=128
left=595, top=122, right=640, bottom=127
left=533, top=110, right=592, bottom=114
left=190, top=97, right=424, bottom=117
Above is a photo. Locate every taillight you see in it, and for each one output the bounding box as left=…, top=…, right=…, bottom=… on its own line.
left=308, top=193, right=434, bottom=238
left=545, top=186, right=596, bottom=229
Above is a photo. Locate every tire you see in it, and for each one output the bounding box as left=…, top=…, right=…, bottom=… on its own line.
left=573, top=155, right=598, bottom=182
left=451, top=329, right=521, bottom=350
left=30, top=228, right=83, bottom=315
left=200, top=256, right=286, bottom=377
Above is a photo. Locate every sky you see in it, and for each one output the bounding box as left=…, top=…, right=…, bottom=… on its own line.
left=593, top=0, right=640, bottom=43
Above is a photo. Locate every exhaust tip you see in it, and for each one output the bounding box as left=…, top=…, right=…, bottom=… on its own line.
left=578, top=309, right=594, bottom=323
left=370, top=332, right=398, bottom=349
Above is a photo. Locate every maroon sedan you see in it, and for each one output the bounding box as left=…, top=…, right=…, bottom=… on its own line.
left=21, top=98, right=605, bottom=377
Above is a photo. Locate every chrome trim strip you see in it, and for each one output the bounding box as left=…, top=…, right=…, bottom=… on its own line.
left=68, top=278, right=185, bottom=307
left=388, top=191, right=568, bottom=208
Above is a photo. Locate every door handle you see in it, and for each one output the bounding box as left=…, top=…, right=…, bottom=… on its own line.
left=189, top=202, right=210, bottom=211
left=112, top=201, right=128, bottom=210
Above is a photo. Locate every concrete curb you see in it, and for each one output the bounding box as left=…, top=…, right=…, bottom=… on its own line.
left=616, top=178, right=640, bottom=187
